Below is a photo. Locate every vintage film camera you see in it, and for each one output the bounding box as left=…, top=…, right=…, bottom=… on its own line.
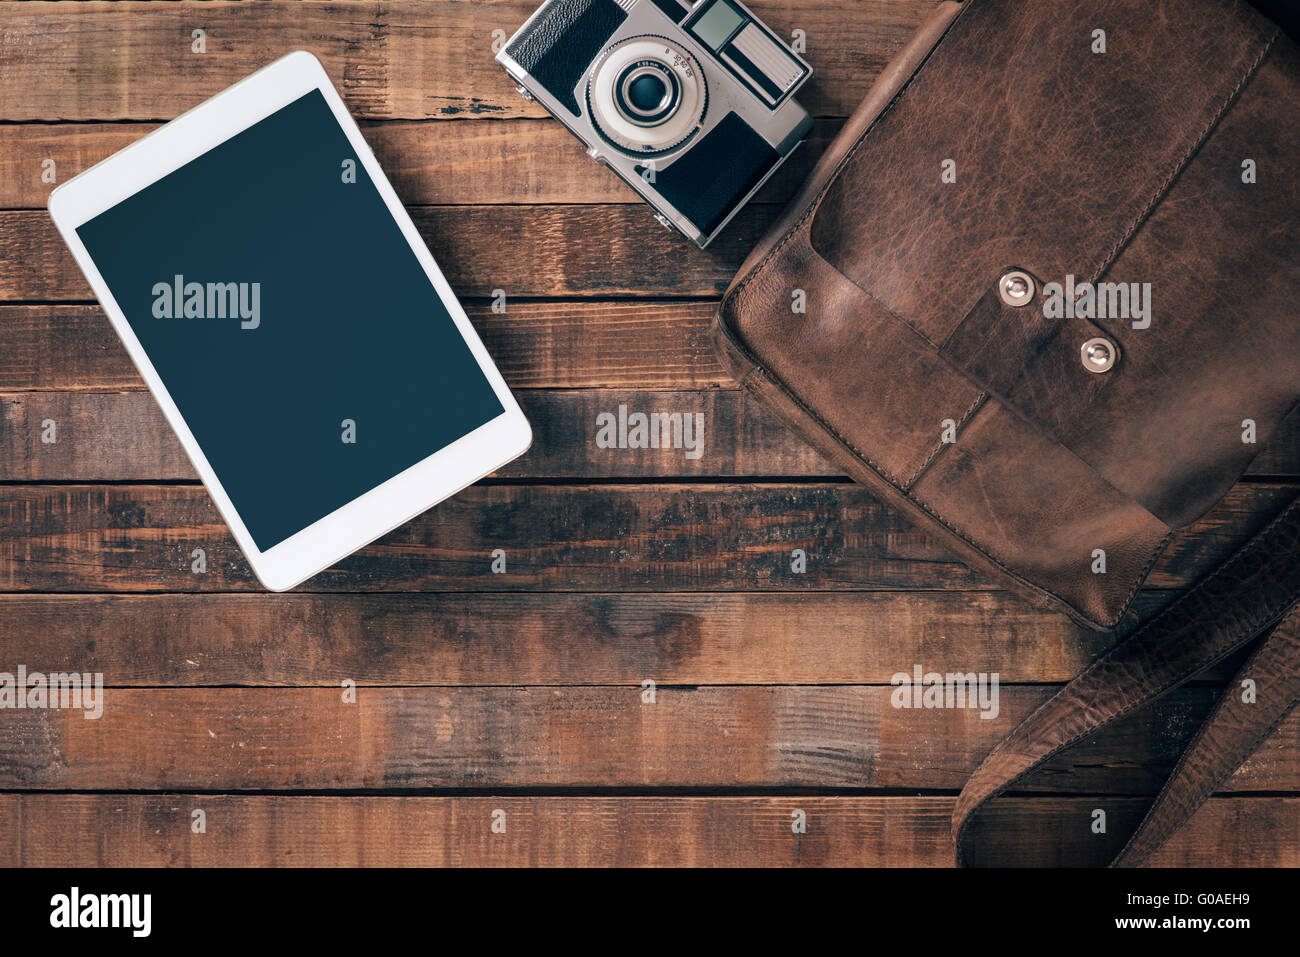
left=497, top=0, right=814, bottom=248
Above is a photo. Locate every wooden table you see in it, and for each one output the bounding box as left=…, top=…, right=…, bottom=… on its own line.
left=0, top=0, right=1296, bottom=867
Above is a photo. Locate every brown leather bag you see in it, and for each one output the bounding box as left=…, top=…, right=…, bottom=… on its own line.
left=713, top=0, right=1300, bottom=866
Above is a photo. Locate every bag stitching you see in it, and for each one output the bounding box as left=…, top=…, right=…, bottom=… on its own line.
left=902, top=391, right=987, bottom=490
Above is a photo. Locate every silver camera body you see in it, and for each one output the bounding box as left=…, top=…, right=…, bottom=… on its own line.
left=497, top=0, right=814, bottom=248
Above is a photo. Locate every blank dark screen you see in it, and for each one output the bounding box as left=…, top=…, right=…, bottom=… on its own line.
left=77, top=90, right=505, bottom=550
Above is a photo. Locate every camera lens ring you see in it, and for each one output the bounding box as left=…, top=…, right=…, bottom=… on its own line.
left=586, top=36, right=707, bottom=157
left=615, top=63, right=680, bottom=126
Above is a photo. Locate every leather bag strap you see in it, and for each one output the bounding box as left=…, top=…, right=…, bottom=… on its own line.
left=952, top=495, right=1300, bottom=866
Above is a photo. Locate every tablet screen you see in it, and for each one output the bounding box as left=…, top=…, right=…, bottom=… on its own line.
left=76, top=89, right=506, bottom=551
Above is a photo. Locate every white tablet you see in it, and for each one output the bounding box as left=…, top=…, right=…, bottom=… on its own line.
left=49, top=51, right=532, bottom=591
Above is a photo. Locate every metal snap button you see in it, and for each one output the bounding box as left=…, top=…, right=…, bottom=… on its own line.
left=998, top=270, right=1035, bottom=307
left=1081, top=337, right=1117, bottom=373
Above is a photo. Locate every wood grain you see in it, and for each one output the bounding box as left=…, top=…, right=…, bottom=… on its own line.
left=0, top=1, right=941, bottom=121
left=0, top=685, right=1293, bottom=793
left=0, top=206, right=763, bottom=300
left=0, top=592, right=1137, bottom=686
left=0, top=118, right=841, bottom=209
left=0, top=389, right=831, bottom=481
left=2, top=0, right=1294, bottom=872
left=1, top=795, right=1295, bottom=867
left=5, top=389, right=1300, bottom=481
left=2, top=305, right=1297, bottom=478
left=0, top=482, right=1292, bottom=593
left=0, top=303, right=730, bottom=391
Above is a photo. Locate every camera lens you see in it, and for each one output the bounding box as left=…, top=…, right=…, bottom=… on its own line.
left=628, top=74, right=667, bottom=112
left=587, top=37, right=706, bottom=155
left=615, top=63, right=680, bottom=126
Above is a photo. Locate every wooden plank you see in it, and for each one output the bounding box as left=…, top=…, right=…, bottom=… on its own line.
left=0, top=685, right=1293, bottom=793
left=0, top=591, right=1247, bottom=686
left=0, top=206, right=761, bottom=300
left=5, top=389, right=1300, bottom=481
left=0, top=118, right=842, bottom=209
left=0, top=1, right=939, bottom=121
left=0, top=482, right=1292, bottom=593
left=0, top=389, right=831, bottom=481
left=0, top=593, right=1127, bottom=686
left=0, top=795, right=1295, bottom=867
left=0, top=303, right=729, bottom=391
left=2, top=307, right=1297, bottom=476
left=1, top=391, right=197, bottom=481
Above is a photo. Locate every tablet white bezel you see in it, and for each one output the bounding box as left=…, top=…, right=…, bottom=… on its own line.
left=48, top=50, right=532, bottom=591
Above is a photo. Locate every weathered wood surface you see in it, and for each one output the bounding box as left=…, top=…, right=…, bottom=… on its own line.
left=0, top=592, right=1142, bottom=685
left=0, top=1, right=940, bottom=121
left=1, top=795, right=1294, bottom=867
left=0, top=206, right=765, bottom=300
left=0, top=389, right=837, bottom=481
left=4, top=389, right=1300, bottom=480
left=0, top=0, right=1295, bottom=869
left=0, top=685, right=1294, bottom=792
left=0, top=303, right=730, bottom=391
left=0, top=482, right=1293, bottom=593
left=0, top=119, right=841, bottom=209
left=0, top=591, right=1255, bottom=685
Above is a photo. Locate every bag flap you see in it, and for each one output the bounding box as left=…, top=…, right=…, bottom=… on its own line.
left=804, top=0, right=1296, bottom=528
